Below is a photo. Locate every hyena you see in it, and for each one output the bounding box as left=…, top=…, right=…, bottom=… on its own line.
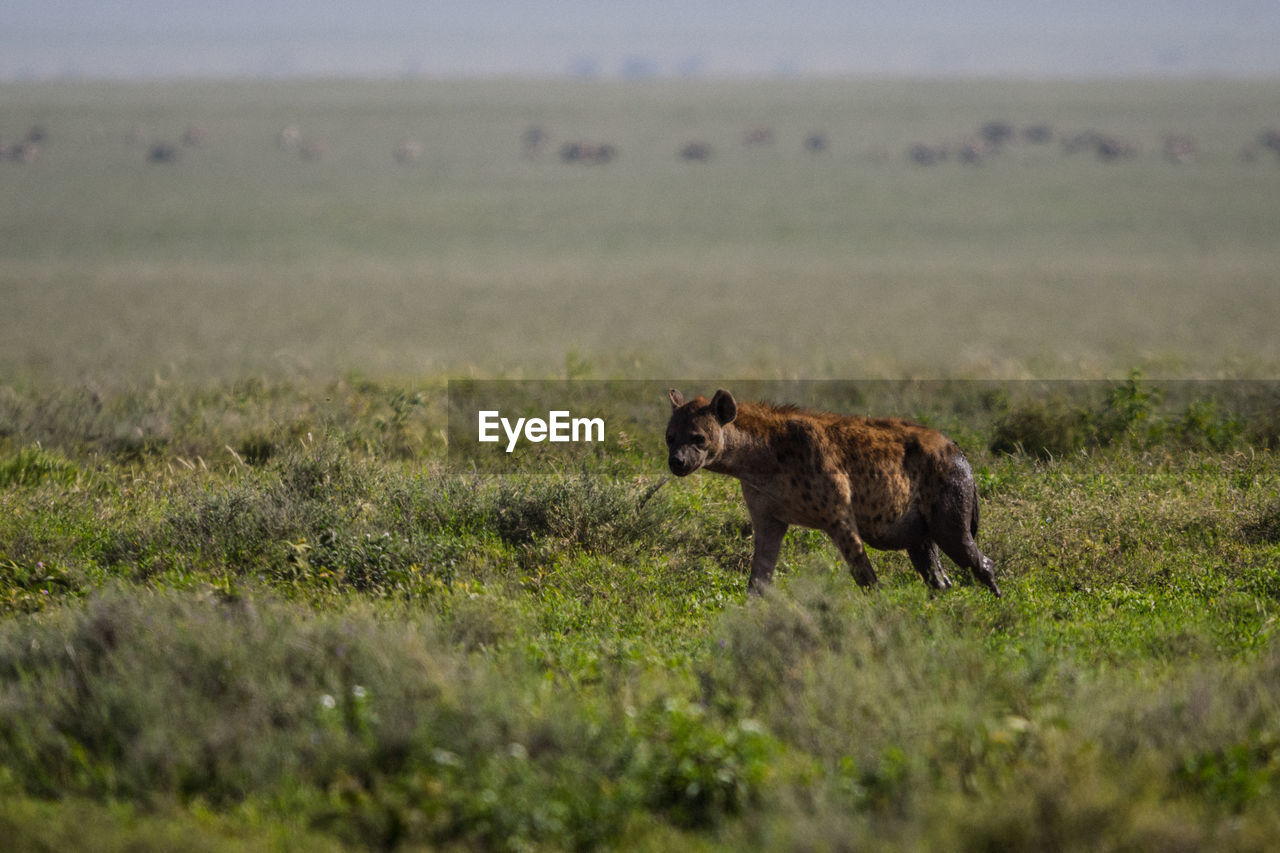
left=665, top=389, right=1001, bottom=596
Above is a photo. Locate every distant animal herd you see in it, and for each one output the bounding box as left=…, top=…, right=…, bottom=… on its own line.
left=903, top=120, right=1217, bottom=166
left=4, top=117, right=1280, bottom=169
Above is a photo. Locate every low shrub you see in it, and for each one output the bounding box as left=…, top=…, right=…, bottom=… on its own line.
left=0, top=445, right=80, bottom=488
left=491, top=469, right=669, bottom=553
left=991, top=375, right=1261, bottom=457
left=990, top=397, right=1088, bottom=458
left=0, top=586, right=780, bottom=851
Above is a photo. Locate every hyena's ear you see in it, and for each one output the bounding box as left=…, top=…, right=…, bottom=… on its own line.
left=710, top=389, right=737, bottom=425
left=668, top=388, right=685, bottom=410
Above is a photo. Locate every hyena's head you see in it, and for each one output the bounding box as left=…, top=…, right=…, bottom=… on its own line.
left=665, top=388, right=737, bottom=476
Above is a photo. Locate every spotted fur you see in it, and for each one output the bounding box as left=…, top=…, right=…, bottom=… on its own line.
left=665, top=388, right=1001, bottom=596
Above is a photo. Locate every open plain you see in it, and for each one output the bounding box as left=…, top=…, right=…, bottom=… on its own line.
left=3, top=78, right=1280, bottom=850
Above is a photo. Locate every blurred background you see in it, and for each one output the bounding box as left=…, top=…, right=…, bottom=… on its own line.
left=3, top=4, right=1279, bottom=383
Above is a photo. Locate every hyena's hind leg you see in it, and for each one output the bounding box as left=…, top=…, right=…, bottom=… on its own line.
left=938, top=537, right=1000, bottom=597
left=930, top=477, right=1002, bottom=597
left=907, top=540, right=953, bottom=591
left=932, top=521, right=1001, bottom=597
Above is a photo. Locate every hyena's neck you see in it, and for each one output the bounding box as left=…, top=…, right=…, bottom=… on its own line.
left=705, top=419, right=774, bottom=479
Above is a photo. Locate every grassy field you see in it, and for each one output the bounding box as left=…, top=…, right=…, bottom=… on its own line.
left=3, top=77, right=1280, bottom=380
left=3, top=78, right=1280, bottom=850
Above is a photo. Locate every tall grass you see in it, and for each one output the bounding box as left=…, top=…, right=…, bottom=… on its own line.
left=0, top=587, right=781, bottom=850
left=2, top=438, right=1279, bottom=847
left=703, top=576, right=1280, bottom=850
left=0, top=558, right=1276, bottom=849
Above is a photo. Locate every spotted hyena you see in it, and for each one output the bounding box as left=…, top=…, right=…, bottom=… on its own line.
left=665, top=389, right=1001, bottom=596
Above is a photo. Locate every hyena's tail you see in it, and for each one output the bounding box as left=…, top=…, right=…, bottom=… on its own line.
left=970, top=478, right=981, bottom=538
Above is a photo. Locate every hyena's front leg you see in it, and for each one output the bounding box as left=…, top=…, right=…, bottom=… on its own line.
left=746, top=513, right=787, bottom=595
left=827, top=518, right=878, bottom=587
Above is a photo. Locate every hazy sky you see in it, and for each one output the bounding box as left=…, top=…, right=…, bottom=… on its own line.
left=4, top=1, right=1280, bottom=80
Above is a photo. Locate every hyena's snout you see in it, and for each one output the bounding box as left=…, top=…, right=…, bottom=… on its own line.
left=667, top=447, right=701, bottom=477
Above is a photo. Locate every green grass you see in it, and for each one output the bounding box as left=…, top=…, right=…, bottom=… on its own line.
left=3, top=77, right=1280, bottom=849
left=3, top=377, right=1280, bottom=849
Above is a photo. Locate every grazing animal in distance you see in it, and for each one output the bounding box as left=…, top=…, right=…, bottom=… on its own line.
left=908, top=142, right=947, bottom=166
left=521, top=124, right=548, bottom=159
left=679, top=141, right=713, bottom=161
left=665, top=389, right=1001, bottom=597
left=276, top=124, right=301, bottom=151
left=804, top=132, right=828, bottom=153
left=1162, top=134, right=1197, bottom=165
left=559, top=142, right=616, bottom=164
left=147, top=142, right=178, bottom=163
left=181, top=124, right=207, bottom=147
left=394, top=139, right=423, bottom=164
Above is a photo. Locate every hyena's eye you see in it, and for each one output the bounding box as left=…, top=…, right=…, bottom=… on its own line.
left=691, top=434, right=707, bottom=446
left=665, top=433, right=675, bottom=446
